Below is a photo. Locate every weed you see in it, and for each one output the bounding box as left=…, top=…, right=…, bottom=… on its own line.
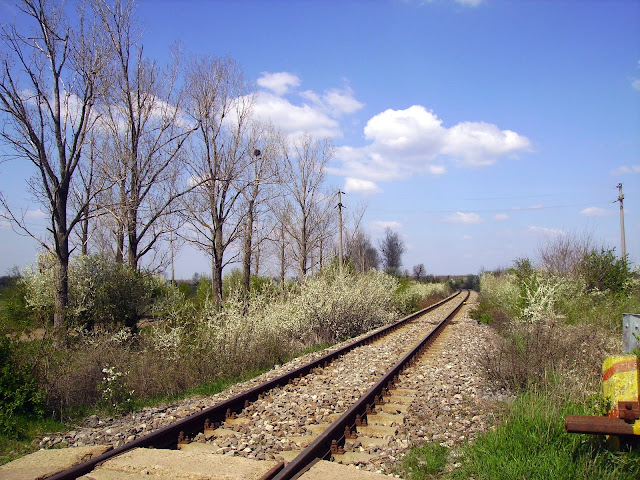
left=399, top=442, right=449, bottom=479
left=451, top=392, right=640, bottom=480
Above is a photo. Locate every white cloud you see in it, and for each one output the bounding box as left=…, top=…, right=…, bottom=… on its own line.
left=462, top=234, right=473, bottom=240
left=580, top=206, right=611, bottom=217
left=494, top=213, right=509, bottom=221
left=443, top=121, right=531, bottom=167
left=455, top=0, right=483, bottom=6
left=445, top=212, right=483, bottom=224
left=253, top=91, right=341, bottom=139
left=370, top=220, right=402, bottom=232
left=24, top=209, right=45, bottom=220
left=527, top=225, right=565, bottom=236
left=332, top=105, right=531, bottom=182
left=611, top=165, right=640, bottom=176
left=257, top=72, right=301, bottom=96
left=253, top=74, right=363, bottom=140
left=301, top=87, right=364, bottom=116
left=344, top=177, right=382, bottom=194
left=633, top=78, right=640, bottom=91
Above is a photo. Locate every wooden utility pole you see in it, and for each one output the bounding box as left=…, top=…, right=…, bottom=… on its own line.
left=617, top=183, right=626, bottom=260
left=337, top=191, right=345, bottom=273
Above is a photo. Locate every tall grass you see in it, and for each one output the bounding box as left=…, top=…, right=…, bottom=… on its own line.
left=451, top=392, right=640, bottom=480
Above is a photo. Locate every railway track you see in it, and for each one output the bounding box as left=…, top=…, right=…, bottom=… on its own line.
left=41, top=289, right=470, bottom=480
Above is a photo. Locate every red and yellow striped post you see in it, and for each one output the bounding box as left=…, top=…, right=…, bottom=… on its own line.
left=565, top=355, right=640, bottom=437
left=602, top=355, right=640, bottom=428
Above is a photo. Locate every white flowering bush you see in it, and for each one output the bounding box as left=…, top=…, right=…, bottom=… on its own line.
left=519, top=275, right=563, bottom=324
left=98, top=366, right=134, bottom=413
left=290, top=269, right=400, bottom=341
left=479, top=272, right=520, bottom=318
left=21, top=254, right=176, bottom=328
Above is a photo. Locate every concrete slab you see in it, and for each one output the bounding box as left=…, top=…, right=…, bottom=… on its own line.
left=333, top=451, right=375, bottom=464
left=83, top=448, right=279, bottom=480
left=224, top=417, right=251, bottom=426
left=347, top=436, right=387, bottom=448
left=298, top=460, right=392, bottom=479
left=305, top=424, right=330, bottom=435
left=80, top=469, right=174, bottom=480
left=388, top=388, right=418, bottom=397
left=356, top=424, right=397, bottom=438
left=366, top=412, right=403, bottom=426
left=0, top=445, right=111, bottom=480
left=379, top=403, right=408, bottom=414
left=383, top=395, right=413, bottom=405
left=177, top=443, right=220, bottom=453
left=276, top=449, right=303, bottom=462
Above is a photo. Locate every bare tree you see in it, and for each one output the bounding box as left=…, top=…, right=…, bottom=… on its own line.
left=280, top=134, right=334, bottom=278
left=265, top=195, right=293, bottom=290
left=346, top=230, right=380, bottom=272
left=0, top=0, right=111, bottom=328
left=537, top=230, right=595, bottom=277
left=94, top=0, right=194, bottom=270
left=413, top=263, right=426, bottom=281
left=181, top=55, right=255, bottom=303
left=379, top=227, right=405, bottom=275
left=240, top=123, right=280, bottom=294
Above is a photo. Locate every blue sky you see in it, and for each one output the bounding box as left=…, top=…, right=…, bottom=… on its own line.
left=1, top=0, right=639, bottom=278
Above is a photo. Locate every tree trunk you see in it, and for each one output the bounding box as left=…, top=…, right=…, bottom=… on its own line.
left=213, top=227, right=224, bottom=304
left=80, top=205, right=89, bottom=256
left=242, top=201, right=255, bottom=295
left=127, top=205, right=138, bottom=270
left=279, top=222, right=286, bottom=290
left=53, top=253, right=69, bottom=330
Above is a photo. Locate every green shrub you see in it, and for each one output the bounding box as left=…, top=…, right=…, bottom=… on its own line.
left=579, top=248, right=631, bottom=296
left=22, top=254, right=172, bottom=329
left=0, top=275, right=34, bottom=332
left=394, top=278, right=451, bottom=315
left=0, top=337, right=45, bottom=437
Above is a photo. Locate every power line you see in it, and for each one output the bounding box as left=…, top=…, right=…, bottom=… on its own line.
left=367, top=200, right=613, bottom=215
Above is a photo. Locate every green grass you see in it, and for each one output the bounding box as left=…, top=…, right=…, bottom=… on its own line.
left=398, top=441, right=449, bottom=479
left=450, top=392, right=640, bottom=480
left=0, top=415, right=67, bottom=465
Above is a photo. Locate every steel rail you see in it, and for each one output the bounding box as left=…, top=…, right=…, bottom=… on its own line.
left=45, top=291, right=463, bottom=480
left=270, top=289, right=470, bottom=480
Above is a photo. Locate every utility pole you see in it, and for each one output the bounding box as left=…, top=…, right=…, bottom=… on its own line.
left=337, top=190, right=345, bottom=273
left=616, top=183, right=626, bottom=260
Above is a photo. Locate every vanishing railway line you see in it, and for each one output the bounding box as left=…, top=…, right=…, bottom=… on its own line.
left=46, top=290, right=470, bottom=480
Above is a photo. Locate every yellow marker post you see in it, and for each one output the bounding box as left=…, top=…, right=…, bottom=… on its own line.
left=602, top=355, right=640, bottom=421
left=565, top=355, right=640, bottom=439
